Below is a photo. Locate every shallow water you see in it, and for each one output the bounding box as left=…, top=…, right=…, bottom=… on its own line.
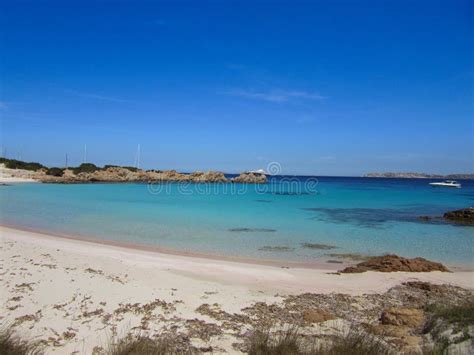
left=0, top=176, right=473, bottom=265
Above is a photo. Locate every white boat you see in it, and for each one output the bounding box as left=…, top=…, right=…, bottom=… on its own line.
left=429, top=180, right=461, bottom=188
left=246, top=169, right=267, bottom=175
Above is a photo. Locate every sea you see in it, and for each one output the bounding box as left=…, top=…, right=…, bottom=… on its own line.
left=1, top=176, right=473, bottom=266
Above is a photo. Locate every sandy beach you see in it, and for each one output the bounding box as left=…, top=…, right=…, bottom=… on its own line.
left=1, top=225, right=472, bottom=354
left=0, top=164, right=37, bottom=184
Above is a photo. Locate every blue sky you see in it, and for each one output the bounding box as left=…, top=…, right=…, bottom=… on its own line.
left=1, top=0, right=472, bottom=175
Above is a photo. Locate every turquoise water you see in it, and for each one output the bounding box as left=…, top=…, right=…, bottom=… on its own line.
left=0, top=177, right=473, bottom=265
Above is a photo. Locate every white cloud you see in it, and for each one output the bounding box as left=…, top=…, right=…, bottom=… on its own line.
left=226, top=89, right=327, bottom=103
left=65, top=90, right=133, bottom=103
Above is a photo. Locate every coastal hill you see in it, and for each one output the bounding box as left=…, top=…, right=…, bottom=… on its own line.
left=365, top=172, right=474, bottom=179
left=0, top=158, right=267, bottom=184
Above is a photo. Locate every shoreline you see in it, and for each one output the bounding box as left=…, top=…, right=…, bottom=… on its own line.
left=0, top=223, right=346, bottom=271
left=1, top=223, right=473, bottom=272
left=2, top=225, right=473, bottom=293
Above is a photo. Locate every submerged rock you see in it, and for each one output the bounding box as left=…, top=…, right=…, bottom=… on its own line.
left=340, top=254, right=450, bottom=273
left=258, top=245, right=294, bottom=252
left=231, top=172, right=267, bottom=184
left=443, top=207, right=474, bottom=225
left=301, top=242, right=337, bottom=250
left=228, top=228, right=276, bottom=233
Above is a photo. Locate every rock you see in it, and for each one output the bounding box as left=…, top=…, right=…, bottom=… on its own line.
left=38, top=167, right=231, bottom=184
left=188, top=171, right=227, bottom=183
left=392, top=335, right=422, bottom=351
left=302, top=309, right=335, bottom=323
left=371, top=324, right=410, bottom=338
left=340, top=254, right=450, bottom=273
left=231, top=172, right=267, bottom=184
left=381, top=307, right=424, bottom=329
left=418, top=216, right=432, bottom=221
left=443, top=207, right=474, bottom=225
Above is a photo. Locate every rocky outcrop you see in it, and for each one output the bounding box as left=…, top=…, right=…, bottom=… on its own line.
left=188, top=171, right=227, bottom=183
left=38, top=168, right=230, bottom=184
left=340, top=254, right=449, bottom=273
left=443, top=207, right=474, bottom=225
left=231, top=172, right=267, bottom=184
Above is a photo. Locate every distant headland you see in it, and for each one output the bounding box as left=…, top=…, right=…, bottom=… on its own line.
left=365, top=172, right=474, bottom=179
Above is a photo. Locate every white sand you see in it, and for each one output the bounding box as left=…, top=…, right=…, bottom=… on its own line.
left=1, top=226, right=472, bottom=354
left=0, top=164, right=37, bottom=183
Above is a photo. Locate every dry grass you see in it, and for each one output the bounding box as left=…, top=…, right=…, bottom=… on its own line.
left=106, top=334, right=177, bottom=355
left=246, top=326, right=393, bottom=355
left=424, top=300, right=474, bottom=333
left=422, top=300, right=474, bottom=354
left=0, top=327, right=42, bottom=355
left=248, top=326, right=302, bottom=355
left=318, top=329, right=392, bottom=355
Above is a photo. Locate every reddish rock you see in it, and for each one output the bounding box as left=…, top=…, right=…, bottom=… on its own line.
left=340, top=254, right=449, bottom=273
left=381, top=307, right=425, bottom=329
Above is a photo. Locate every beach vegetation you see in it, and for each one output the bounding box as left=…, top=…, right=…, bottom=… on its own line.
left=106, top=334, right=176, bottom=355
left=246, top=326, right=393, bottom=355
left=422, top=300, right=474, bottom=353
left=0, top=157, right=45, bottom=171
left=248, top=326, right=302, bottom=355
left=72, top=163, right=100, bottom=174
left=45, top=167, right=65, bottom=177
left=0, top=327, right=43, bottom=355
left=424, top=300, right=474, bottom=332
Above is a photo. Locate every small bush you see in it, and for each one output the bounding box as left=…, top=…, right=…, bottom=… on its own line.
left=0, top=327, right=42, bottom=355
left=72, top=163, right=99, bottom=175
left=45, top=167, right=64, bottom=177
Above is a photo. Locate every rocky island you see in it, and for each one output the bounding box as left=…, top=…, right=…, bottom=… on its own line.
left=0, top=158, right=267, bottom=184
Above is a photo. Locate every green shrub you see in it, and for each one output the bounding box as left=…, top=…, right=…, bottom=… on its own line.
left=72, top=163, right=99, bottom=175
left=46, top=167, right=65, bottom=177
left=1, top=158, right=45, bottom=171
